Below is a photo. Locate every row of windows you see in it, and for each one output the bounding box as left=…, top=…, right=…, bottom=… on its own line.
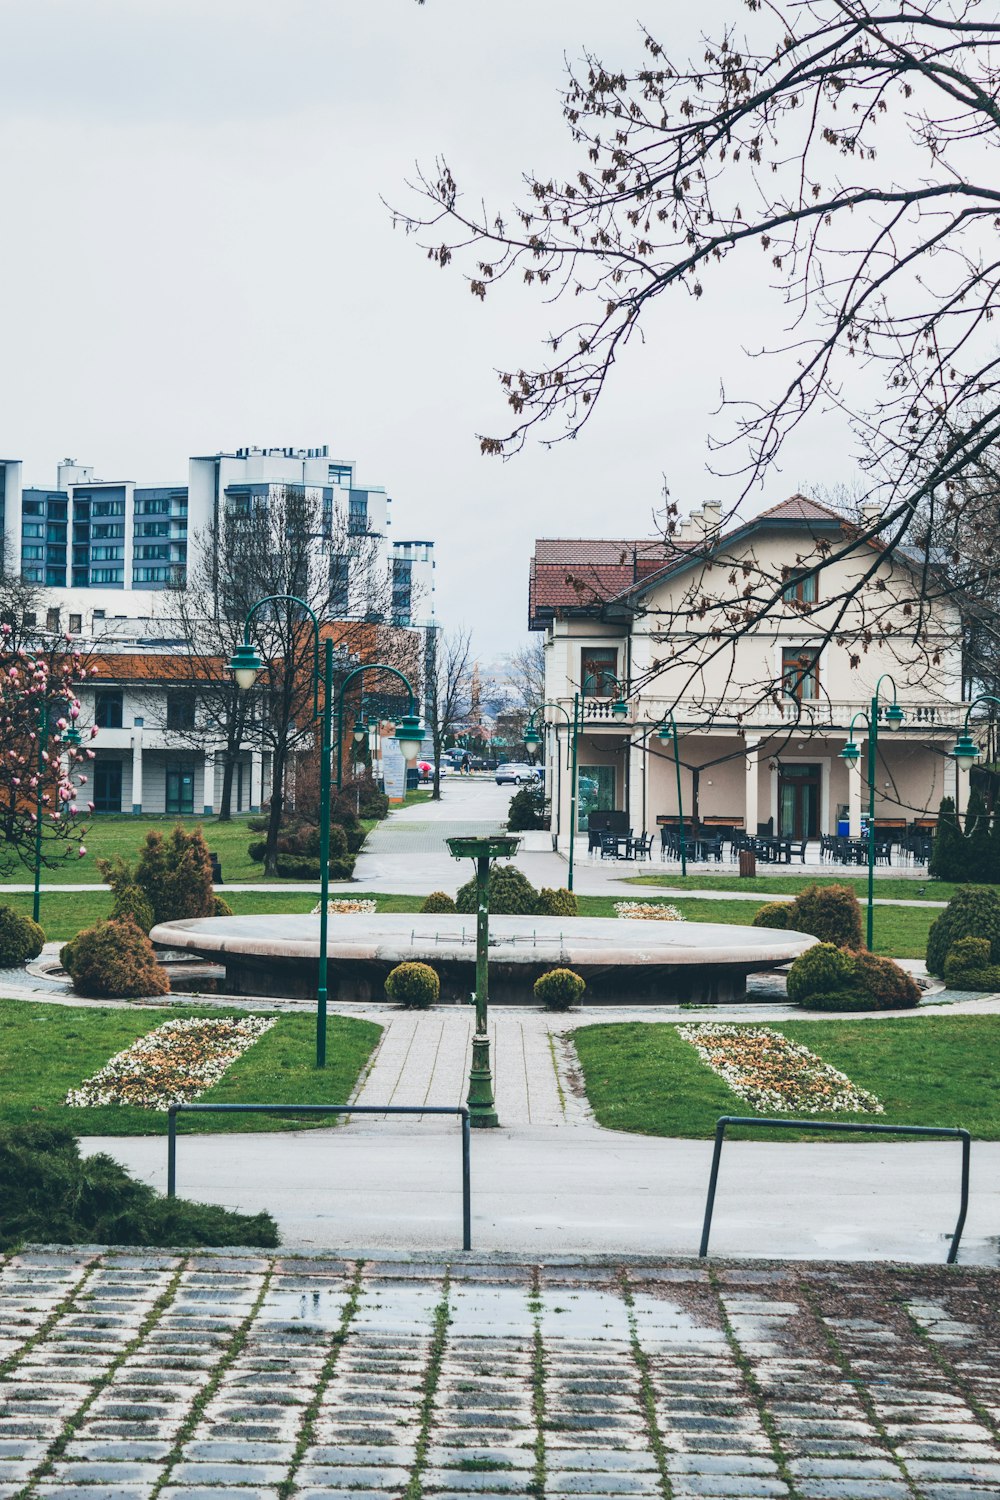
left=94, top=690, right=199, bottom=731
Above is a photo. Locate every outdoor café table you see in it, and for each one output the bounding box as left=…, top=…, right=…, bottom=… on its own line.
left=755, top=836, right=793, bottom=863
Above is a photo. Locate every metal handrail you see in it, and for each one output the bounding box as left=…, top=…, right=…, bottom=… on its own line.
left=699, top=1116, right=971, bottom=1264
left=166, top=1102, right=472, bottom=1251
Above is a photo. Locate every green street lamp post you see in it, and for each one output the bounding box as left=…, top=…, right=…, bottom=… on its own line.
left=948, top=694, right=1000, bottom=774
left=838, top=674, right=904, bottom=950
left=229, top=596, right=423, bottom=1067
left=446, top=833, right=521, bottom=1128
left=655, top=713, right=688, bottom=878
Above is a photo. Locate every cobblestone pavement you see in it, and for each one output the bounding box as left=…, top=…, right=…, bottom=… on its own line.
left=1, top=1249, right=999, bottom=1500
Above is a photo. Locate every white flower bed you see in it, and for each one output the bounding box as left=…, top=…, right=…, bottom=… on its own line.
left=65, top=1016, right=276, bottom=1111
left=311, top=899, right=377, bottom=915
left=614, top=901, right=682, bottom=921
left=678, top=1023, right=884, bottom=1115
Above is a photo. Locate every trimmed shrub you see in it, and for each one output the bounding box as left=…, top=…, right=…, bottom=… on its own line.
left=852, top=951, right=921, bottom=1009
left=212, top=895, right=234, bottom=918
left=537, top=886, right=578, bottom=917
left=788, top=883, right=864, bottom=949
left=0, top=906, right=45, bottom=966
left=274, top=854, right=356, bottom=880
left=926, top=885, right=1000, bottom=977
left=356, top=778, right=390, bottom=820
left=534, top=967, right=586, bottom=1010
left=784, top=943, right=857, bottom=1005
left=385, top=961, right=440, bottom=1008
left=248, top=839, right=268, bottom=863
left=0, top=1123, right=278, bottom=1250
left=928, top=796, right=962, bottom=881
left=109, top=884, right=154, bottom=935
left=751, top=901, right=791, bottom=930
left=456, top=865, right=539, bottom=916
left=246, top=816, right=269, bottom=833
left=421, top=891, right=457, bottom=914
left=61, top=918, right=170, bottom=999
left=506, top=783, right=548, bottom=832
left=802, top=990, right=888, bottom=1013
left=942, top=935, right=1000, bottom=990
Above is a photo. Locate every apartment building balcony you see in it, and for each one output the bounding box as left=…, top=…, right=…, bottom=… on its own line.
left=564, top=695, right=965, bottom=732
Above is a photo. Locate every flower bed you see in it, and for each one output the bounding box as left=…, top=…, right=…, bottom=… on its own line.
left=65, top=1016, right=276, bottom=1111
left=678, top=1023, right=884, bottom=1115
left=311, top=899, right=377, bottom=915
left=614, top=901, right=682, bottom=921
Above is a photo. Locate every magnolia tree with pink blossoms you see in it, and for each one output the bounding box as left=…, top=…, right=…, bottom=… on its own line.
left=0, top=624, right=98, bottom=877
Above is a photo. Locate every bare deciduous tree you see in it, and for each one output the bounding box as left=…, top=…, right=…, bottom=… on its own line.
left=395, top=1, right=1000, bottom=706
left=425, top=628, right=476, bottom=800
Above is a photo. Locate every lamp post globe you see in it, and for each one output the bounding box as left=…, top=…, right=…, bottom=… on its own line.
left=839, top=741, right=861, bottom=766
left=884, top=703, right=905, bottom=731
left=951, top=733, right=980, bottom=773
left=396, top=714, right=425, bottom=762
left=227, top=643, right=264, bottom=692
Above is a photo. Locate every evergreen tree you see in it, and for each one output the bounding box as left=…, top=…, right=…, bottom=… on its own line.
left=929, top=797, right=964, bottom=882
left=964, top=787, right=994, bottom=883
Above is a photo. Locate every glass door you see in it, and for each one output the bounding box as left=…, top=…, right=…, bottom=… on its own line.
left=93, top=760, right=122, bottom=813
left=577, top=764, right=615, bottom=830
left=165, top=763, right=195, bottom=816
left=777, top=764, right=821, bottom=838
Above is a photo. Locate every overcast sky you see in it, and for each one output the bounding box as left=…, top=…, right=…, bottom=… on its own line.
left=0, top=0, right=857, bottom=659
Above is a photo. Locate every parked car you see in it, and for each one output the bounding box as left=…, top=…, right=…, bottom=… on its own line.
left=495, top=762, right=538, bottom=785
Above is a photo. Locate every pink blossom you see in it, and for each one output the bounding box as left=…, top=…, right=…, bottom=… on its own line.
left=78, top=846, right=87, bottom=857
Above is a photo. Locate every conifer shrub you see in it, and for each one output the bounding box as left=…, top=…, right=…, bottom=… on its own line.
left=248, top=840, right=268, bottom=863
left=246, top=815, right=269, bottom=833
left=109, top=884, right=155, bottom=934
left=212, top=896, right=234, bottom=917
left=61, top=918, right=170, bottom=999
left=852, top=951, right=921, bottom=1009
left=926, top=885, right=1000, bottom=977
left=0, top=906, right=45, bottom=966
left=420, top=891, right=457, bottom=914
left=789, top=883, right=864, bottom=949
left=456, top=865, right=539, bottom=915
left=384, top=961, right=440, bottom=1008
left=0, top=1123, right=278, bottom=1249
left=506, top=783, right=548, bottom=831
left=784, top=943, right=857, bottom=1005
left=101, top=826, right=216, bottom=928
left=751, top=901, right=791, bottom=930
left=533, top=967, right=586, bottom=1010
left=940, top=935, right=1000, bottom=990
left=536, top=886, right=578, bottom=917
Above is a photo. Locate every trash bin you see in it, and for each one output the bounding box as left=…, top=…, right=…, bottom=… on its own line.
left=837, top=819, right=849, bottom=836
left=739, top=849, right=756, bottom=878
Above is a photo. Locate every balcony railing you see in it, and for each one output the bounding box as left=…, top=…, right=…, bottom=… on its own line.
left=560, top=694, right=966, bottom=730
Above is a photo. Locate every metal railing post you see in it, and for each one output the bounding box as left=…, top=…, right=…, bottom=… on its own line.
left=699, top=1116, right=972, bottom=1264
left=167, top=1107, right=177, bottom=1199
left=164, top=1102, right=471, bottom=1249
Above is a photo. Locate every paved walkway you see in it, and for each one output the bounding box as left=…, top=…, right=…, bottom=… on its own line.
left=4, top=1249, right=1000, bottom=1500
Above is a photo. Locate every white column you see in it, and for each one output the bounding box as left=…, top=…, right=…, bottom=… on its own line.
left=629, top=735, right=646, bottom=836
left=131, top=731, right=143, bottom=815
left=251, top=749, right=263, bottom=813
left=203, top=750, right=216, bottom=816
left=744, top=738, right=759, bottom=837
left=848, top=740, right=863, bottom=836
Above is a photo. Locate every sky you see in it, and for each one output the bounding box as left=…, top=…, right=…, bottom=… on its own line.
left=0, top=0, right=859, bottom=659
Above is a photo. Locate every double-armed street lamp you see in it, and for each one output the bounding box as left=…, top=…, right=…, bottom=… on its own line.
left=228, top=594, right=423, bottom=1068
left=839, top=673, right=906, bottom=949
left=948, top=694, right=1000, bottom=774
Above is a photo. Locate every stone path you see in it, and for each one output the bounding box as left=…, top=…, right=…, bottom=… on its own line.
left=1, top=1248, right=999, bottom=1499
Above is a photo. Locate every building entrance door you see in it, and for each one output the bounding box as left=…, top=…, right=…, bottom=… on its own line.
left=777, top=763, right=821, bottom=839
left=165, top=764, right=195, bottom=816
left=93, top=760, right=123, bottom=813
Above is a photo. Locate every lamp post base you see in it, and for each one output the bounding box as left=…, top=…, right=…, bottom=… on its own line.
left=467, top=1031, right=499, bottom=1129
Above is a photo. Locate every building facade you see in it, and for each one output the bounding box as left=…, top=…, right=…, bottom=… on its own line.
left=0, top=446, right=435, bottom=636
left=530, top=496, right=969, bottom=847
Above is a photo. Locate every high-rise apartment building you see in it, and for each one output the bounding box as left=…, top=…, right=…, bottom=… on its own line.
left=0, top=445, right=435, bottom=635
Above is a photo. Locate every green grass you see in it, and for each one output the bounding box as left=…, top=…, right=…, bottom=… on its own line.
left=0, top=999, right=381, bottom=1136
left=573, top=1017, right=1000, bottom=1140
left=574, top=893, right=933, bottom=958
left=623, top=873, right=975, bottom=902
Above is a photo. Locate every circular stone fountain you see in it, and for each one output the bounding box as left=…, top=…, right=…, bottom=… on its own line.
left=150, top=913, right=816, bottom=1005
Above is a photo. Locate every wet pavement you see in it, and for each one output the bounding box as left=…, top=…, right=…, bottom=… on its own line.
left=1, top=1248, right=998, bottom=1499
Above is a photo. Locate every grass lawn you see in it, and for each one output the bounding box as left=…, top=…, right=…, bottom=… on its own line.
left=623, top=872, right=975, bottom=902
left=0, top=999, right=381, bottom=1136
left=575, top=893, right=933, bottom=958
left=573, top=1016, right=1000, bottom=1140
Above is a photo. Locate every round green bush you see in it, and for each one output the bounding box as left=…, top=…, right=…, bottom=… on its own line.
left=800, top=990, right=884, bottom=1012
left=456, top=865, right=539, bottom=915
left=248, top=839, right=268, bottom=863
left=784, top=943, right=857, bottom=1004
left=506, top=784, right=547, bottom=831
left=536, top=887, right=578, bottom=917
left=927, top=886, right=1000, bottom=977
left=212, top=895, right=234, bottom=918
left=109, top=883, right=155, bottom=934
left=0, top=905, right=46, bottom=966
left=788, top=883, right=864, bottom=949
left=421, top=891, right=457, bottom=914
left=533, top=967, right=586, bottom=1010
left=384, top=961, right=440, bottom=1008
left=852, top=950, right=921, bottom=1009
left=941, top=935, right=1000, bottom=989
left=751, top=901, right=790, bottom=930
left=61, top=918, right=170, bottom=999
